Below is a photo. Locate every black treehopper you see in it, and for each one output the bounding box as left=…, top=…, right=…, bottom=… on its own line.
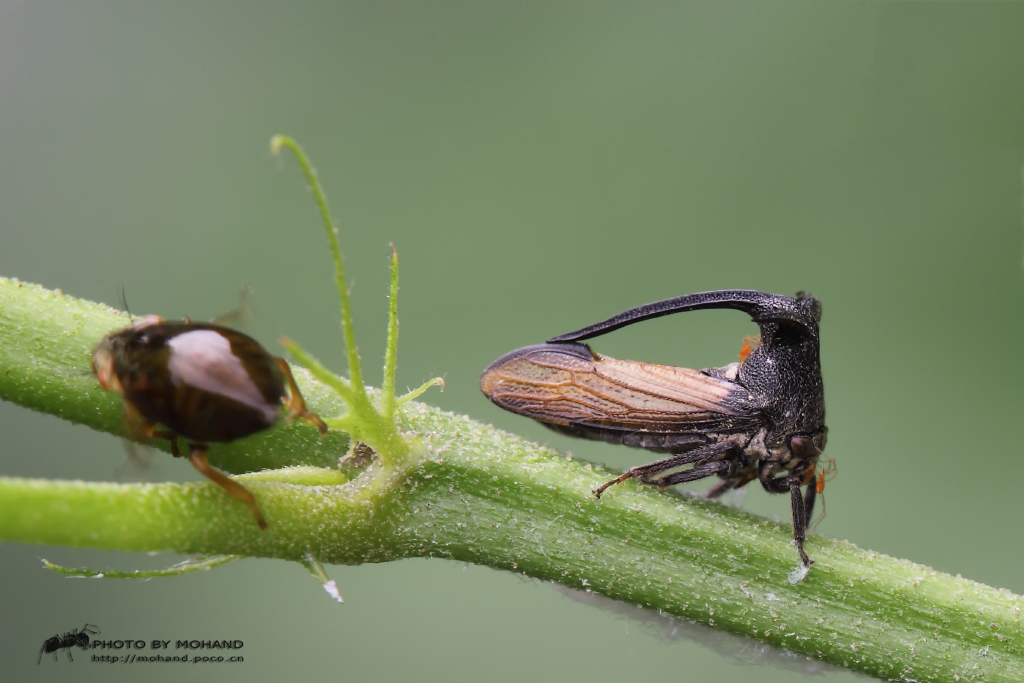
left=480, top=290, right=828, bottom=567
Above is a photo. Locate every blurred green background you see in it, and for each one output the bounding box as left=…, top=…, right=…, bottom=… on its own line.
left=2, top=1, right=1023, bottom=681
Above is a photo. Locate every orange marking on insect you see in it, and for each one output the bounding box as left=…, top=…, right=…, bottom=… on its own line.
left=738, top=335, right=760, bottom=363
left=802, top=466, right=817, bottom=486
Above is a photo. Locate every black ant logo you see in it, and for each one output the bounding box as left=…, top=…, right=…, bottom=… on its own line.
left=37, top=624, right=100, bottom=664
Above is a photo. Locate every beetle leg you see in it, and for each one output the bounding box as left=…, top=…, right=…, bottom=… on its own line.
left=788, top=477, right=813, bottom=566
left=704, top=479, right=735, bottom=499
left=757, top=461, right=789, bottom=493
left=125, top=404, right=181, bottom=457
left=803, top=479, right=817, bottom=527
left=650, top=459, right=735, bottom=487
left=118, top=413, right=174, bottom=478
left=592, top=441, right=735, bottom=498
left=187, top=444, right=268, bottom=530
left=139, top=423, right=182, bottom=457
left=120, top=402, right=153, bottom=442
left=276, top=358, right=328, bottom=435
left=758, top=464, right=813, bottom=566
left=704, top=469, right=757, bottom=499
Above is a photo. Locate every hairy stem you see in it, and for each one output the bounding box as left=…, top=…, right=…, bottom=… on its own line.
left=381, top=246, right=399, bottom=422
left=271, top=135, right=365, bottom=395
left=0, top=278, right=1021, bottom=683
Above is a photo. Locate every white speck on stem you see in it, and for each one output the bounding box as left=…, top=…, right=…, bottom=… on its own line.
left=322, top=580, right=344, bottom=603
left=788, top=564, right=811, bottom=585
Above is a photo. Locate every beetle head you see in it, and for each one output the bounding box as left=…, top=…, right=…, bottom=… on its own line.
left=91, top=315, right=166, bottom=393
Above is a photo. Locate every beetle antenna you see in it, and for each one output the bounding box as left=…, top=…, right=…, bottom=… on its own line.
left=119, top=286, right=133, bottom=323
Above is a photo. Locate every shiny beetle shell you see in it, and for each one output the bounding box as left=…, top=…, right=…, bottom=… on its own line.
left=92, top=315, right=327, bottom=528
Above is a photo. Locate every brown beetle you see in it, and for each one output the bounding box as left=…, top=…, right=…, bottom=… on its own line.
left=92, top=315, right=328, bottom=528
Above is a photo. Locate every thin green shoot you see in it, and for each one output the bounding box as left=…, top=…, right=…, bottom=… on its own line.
left=381, top=245, right=399, bottom=421
left=43, top=555, right=242, bottom=579
left=270, top=135, right=364, bottom=394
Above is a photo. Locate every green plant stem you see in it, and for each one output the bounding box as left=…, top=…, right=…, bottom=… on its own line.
left=1, top=279, right=1022, bottom=682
